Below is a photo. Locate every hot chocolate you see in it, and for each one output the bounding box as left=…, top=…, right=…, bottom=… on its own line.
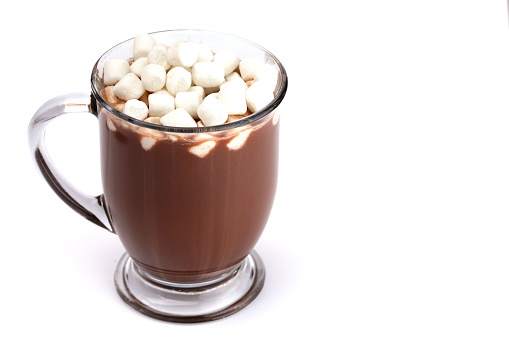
left=98, top=107, right=280, bottom=283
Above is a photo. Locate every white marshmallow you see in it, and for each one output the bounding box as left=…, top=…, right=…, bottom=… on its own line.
left=245, top=81, right=274, bottom=112
left=133, top=33, right=157, bottom=60
left=225, top=71, right=241, bottom=82
left=221, top=76, right=247, bottom=90
left=141, top=64, right=166, bottom=92
left=188, top=86, right=205, bottom=100
left=153, top=88, right=171, bottom=96
left=141, top=137, right=157, bottom=151
left=147, top=44, right=171, bottom=70
left=166, top=41, right=199, bottom=68
left=104, top=59, right=130, bottom=86
left=196, top=42, right=214, bottom=62
left=213, top=50, right=239, bottom=76
left=123, top=99, right=149, bottom=120
left=160, top=107, right=197, bottom=127
left=227, top=129, right=252, bottom=150
left=129, top=57, right=148, bottom=78
left=148, top=93, right=175, bottom=117
left=217, top=81, right=247, bottom=115
left=192, top=62, right=225, bottom=88
left=165, top=67, right=192, bottom=96
left=197, top=96, right=228, bottom=126
left=175, top=91, right=203, bottom=119
left=254, top=63, right=278, bottom=92
left=239, top=57, right=264, bottom=80
left=189, top=141, right=216, bottom=158
left=113, top=73, right=146, bottom=101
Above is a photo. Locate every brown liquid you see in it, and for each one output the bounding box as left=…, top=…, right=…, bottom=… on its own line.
left=98, top=108, right=279, bottom=283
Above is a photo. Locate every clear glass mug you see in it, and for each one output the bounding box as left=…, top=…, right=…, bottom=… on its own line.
left=28, top=30, right=288, bottom=323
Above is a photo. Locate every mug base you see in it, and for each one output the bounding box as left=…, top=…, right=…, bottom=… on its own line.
left=114, top=251, right=265, bottom=323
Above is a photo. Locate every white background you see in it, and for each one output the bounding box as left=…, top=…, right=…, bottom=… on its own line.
left=2, top=0, right=509, bottom=337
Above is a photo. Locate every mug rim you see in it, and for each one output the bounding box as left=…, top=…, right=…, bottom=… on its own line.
left=90, top=29, right=288, bottom=133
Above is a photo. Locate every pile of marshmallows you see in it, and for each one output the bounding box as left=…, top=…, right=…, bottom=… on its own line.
left=103, top=33, right=278, bottom=128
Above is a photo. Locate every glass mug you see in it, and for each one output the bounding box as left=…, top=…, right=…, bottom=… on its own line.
left=28, top=30, right=288, bottom=323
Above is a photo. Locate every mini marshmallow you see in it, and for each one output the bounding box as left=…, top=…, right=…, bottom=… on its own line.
left=239, top=57, right=264, bottom=80
left=192, top=62, right=225, bottom=88
left=196, top=42, right=214, bottom=62
left=166, top=67, right=192, bottom=96
left=129, top=57, right=148, bottom=78
left=141, top=64, right=166, bottom=92
left=144, top=116, right=162, bottom=125
left=123, top=99, right=149, bottom=120
left=147, top=44, right=170, bottom=70
left=153, top=88, right=171, bottom=96
left=217, top=81, right=247, bottom=115
left=227, top=129, right=252, bottom=150
left=221, top=76, right=247, bottom=90
left=148, top=93, right=175, bottom=117
left=160, top=107, right=197, bottom=127
left=104, top=59, right=129, bottom=86
left=197, top=96, right=228, bottom=126
left=254, top=63, right=278, bottom=92
left=227, top=111, right=249, bottom=123
left=113, top=73, right=146, bottom=101
left=188, top=86, right=205, bottom=100
left=175, top=91, right=203, bottom=119
left=133, top=33, right=157, bottom=60
left=212, top=50, right=239, bottom=76
left=245, top=81, right=274, bottom=112
left=141, top=137, right=157, bottom=151
left=166, top=41, right=199, bottom=68
left=189, top=140, right=216, bottom=158
left=225, top=71, right=241, bottom=82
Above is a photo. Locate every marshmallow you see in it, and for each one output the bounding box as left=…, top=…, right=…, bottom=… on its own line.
left=189, top=140, right=216, bottom=158
left=123, top=99, right=149, bottom=120
left=144, top=116, right=162, bottom=125
left=175, top=91, right=203, bottom=119
left=133, top=33, right=157, bottom=60
left=160, top=107, right=197, bottom=127
left=254, top=63, right=278, bottom=92
left=106, top=118, right=117, bottom=132
left=227, top=111, right=249, bottom=123
left=188, top=86, right=205, bottom=100
left=147, top=44, right=170, bottom=70
left=141, top=137, right=157, bottom=150
left=245, top=81, right=274, bottom=112
left=227, top=129, right=252, bottom=150
left=197, top=95, right=228, bottom=126
left=148, top=93, right=175, bottom=117
left=196, top=42, right=214, bottom=62
left=197, top=120, right=205, bottom=127
left=166, top=41, right=199, bottom=68
left=129, top=57, right=148, bottom=78
left=141, top=64, right=166, bottom=92
left=213, top=50, right=239, bottom=76
left=104, top=59, right=130, bottom=86
left=153, top=88, right=171, bottom=96
left=239, top=57, right=264, bottom=80
left=113, top=73, right=146, bottom=101
left=225, top=71, right=241, bottom=82
left=217, top=81, right=247, bottom=115
left=166, top=67, right=192, bottom=96
left=192, top=62, right=225, bottom=88
left=221, top=76, right=247, bottom=90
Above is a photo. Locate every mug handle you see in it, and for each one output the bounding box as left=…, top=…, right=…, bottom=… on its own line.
left=28, top=93, right=114, bottom=233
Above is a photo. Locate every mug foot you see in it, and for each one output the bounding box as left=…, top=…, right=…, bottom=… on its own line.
left=114, top=251, right=265, bottom=323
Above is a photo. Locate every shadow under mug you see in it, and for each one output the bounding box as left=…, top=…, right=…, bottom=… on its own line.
left=28, top=30, right=288, bottom=323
